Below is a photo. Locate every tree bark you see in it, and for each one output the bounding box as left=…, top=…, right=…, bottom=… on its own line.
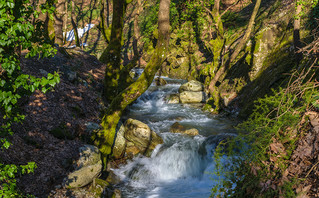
left=208, top=0, right=261, bottom=111
left=54, top=0, right=65, bottom=46
left=71, top=1, right=80, bottom=47
left=99, top=0, right=127, bottom=103
left=133, top=0, right=141, bottom=65
left=95, top=0, right=171, bottom=168
left=63, top=0, right=68, bottom=43
left=294, top=1, right=302, bottom=63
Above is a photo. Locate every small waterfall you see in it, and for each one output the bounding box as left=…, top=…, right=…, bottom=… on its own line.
left=115, top=72, right=236, bottom=197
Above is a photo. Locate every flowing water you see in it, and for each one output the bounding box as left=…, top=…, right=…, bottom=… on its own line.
left=113, top=72, right=237, bottom=198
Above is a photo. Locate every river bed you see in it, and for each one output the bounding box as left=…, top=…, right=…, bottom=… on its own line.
left=113, top=74, right=236, bottom=198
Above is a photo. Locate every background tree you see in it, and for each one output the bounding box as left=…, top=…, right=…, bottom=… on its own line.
left=94, top=0, right=171, bottom=168
left=208, top=0, right=262, bottom=112
left=54, top=0, right=66, bottom=45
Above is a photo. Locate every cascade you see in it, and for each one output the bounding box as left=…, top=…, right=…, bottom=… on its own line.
left=113, top=73, right=236, bottom=197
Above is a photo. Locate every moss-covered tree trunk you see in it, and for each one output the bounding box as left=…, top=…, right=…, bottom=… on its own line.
left=99, top=0, right=127, bottom=103
left=95, top=0, right=171, bottom=168
left=208, top=0, right=261, bottom=112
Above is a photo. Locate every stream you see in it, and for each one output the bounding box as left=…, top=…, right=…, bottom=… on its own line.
left=113, top=71, right=237, bottom=198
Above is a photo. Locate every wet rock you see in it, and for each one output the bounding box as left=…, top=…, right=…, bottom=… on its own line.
left=155, top=77, right=167, bottom=86
left=166, top=94, right=180, bottom=104
left=64, top=145, right=102, bottom=188
left=113, top=123, right=126, bottom=159
left=170, top=122, right=199, bottom=136
left=124, top=119, right=163, bottom=155
left=179, top=91, right=205, bottom=103
left=178, top=80, right=203, bottom=92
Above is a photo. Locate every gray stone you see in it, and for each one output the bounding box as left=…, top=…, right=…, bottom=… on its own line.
left=85, top=122, right=100, bottom=133
left=179, top=80, right=203, bottom=92
left=67, top=71, right=77, bottom=82
left=39, top=69, right=48, bottom=76
left=64, top=145, right=102, bottom=188
left=179, top=91, right=205, bottom=103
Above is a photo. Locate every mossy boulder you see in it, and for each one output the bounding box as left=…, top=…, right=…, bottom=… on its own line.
left=124, top=119, right=163, bottom=155
left=178, top=80, right=204, bottom=92
left=179, top=91, right=205, bottom=103
left=64, top=145, right=102, bottom=188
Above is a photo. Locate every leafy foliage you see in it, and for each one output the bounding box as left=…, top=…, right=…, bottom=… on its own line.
left=211, top=67, right=319, bottom=197
left=0, top=0, right=59, bottom=196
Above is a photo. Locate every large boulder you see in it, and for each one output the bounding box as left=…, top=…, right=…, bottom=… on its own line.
left=64, top=145, right=102, bottom=188
left=113, top=123, right=126, bottom=159
left=178, top=80, right=203, bottom=92
left=170, top=122, right=199, bottom=136
left=124, top=119, right=163, bottom=155
left=179, top=91, right=205, bottom=103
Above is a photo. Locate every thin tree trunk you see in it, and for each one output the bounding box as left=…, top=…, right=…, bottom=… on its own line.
left=54, top=0, right=65, bottom=46
left=133, top=0, right=141, bottom=66
left=71, top=1, right=80, bottom=47
left=294, top=1, right=302, bottom=63
left=95, top=0, right=171, bottom=169
left=63, top=0, right=68, bottom=43
left=99, top=0, right=127, bottom=103
left=208, top=0, right=261, bottom=110
left=99, top=0, right=110, bottom=43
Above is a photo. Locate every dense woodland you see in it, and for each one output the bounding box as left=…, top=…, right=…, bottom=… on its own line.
left=1, top=0, right=319, bottom=197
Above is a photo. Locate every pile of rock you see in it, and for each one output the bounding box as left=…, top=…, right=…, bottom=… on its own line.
left=113, top=118, right=163, bottom=159
left=166, top=80, right=206, bottom=104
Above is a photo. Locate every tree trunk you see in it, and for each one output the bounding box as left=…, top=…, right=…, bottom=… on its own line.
left=208, top=0, right=261, bottom=111
left=63, top=0, right=68, bottom=43
left=99, top=0, right=127, bottom=103
left=94, top=0, right=171, bottom=168
left=133, top=0, right=141, bottom=65
left=99, top=0, right=110, bottom=43
left=54, top=0, right=65, bottom=46
left=294, top=1, right=302, bottom=63
left=71, top=1, right=80, bottom=47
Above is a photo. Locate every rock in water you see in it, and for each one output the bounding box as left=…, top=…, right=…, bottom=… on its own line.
left=64, top=145, right=102, bottom=188
left=113, top=123, right=127, bottom=159
left=165, top=94, right=180, bottom=104
left=124, top=119, right=163, bottom=155
left=178, top=80, right=203, bottom=92
left=170, top=122, right=199, bottom=136
left=179, top=91, right=205, bottom=103
left=155, top=77, right=167, bottom=86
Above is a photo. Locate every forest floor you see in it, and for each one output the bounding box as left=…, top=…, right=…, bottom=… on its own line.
left=0, top=48, right=106, bottom=197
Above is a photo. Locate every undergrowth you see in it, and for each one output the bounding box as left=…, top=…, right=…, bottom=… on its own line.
left=211, top=62, right=319, bottom=197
